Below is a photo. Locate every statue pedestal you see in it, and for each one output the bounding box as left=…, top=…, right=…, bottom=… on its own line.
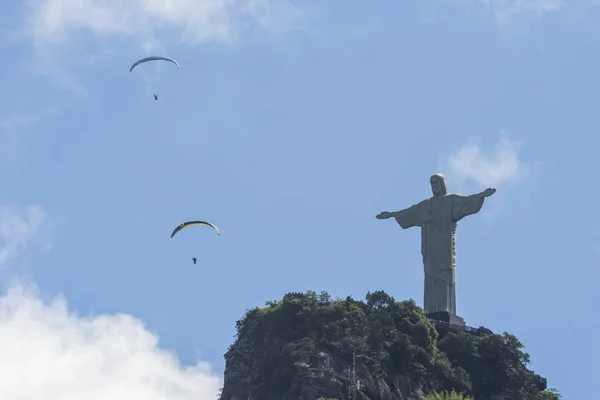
left=428, top=311, right=466, bottom=327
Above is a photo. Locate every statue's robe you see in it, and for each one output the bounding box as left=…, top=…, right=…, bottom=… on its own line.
left=393, top=193, right=485, bottom=314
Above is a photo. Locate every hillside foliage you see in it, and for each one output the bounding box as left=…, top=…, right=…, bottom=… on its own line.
left=223, top=290, right=560, bottom=400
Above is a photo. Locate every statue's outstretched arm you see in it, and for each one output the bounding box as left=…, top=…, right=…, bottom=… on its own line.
left=376, top=211, right=392, bottom=219
left=479, top=188, right=496, bottom=197
left=376, top=210, right=404, bottom=219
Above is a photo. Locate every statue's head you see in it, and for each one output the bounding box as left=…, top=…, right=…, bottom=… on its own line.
left=430, top=173, right=447, bottom=196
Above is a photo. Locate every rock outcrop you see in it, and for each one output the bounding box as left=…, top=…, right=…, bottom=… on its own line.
left=219, top=290, right=559, bottom=400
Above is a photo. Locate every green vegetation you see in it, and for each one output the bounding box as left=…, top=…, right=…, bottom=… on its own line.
left=421, top=389, right=472, bottom=400
left=223, top=290, right=559, bottom=400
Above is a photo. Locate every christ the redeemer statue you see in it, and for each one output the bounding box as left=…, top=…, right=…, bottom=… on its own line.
left=376, top=173, right=495, bottom=324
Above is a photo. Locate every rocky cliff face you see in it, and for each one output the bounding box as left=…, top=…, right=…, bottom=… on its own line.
left=221, top=339, right=426, bottom=400
left=219, top=290, right=558, bottom=400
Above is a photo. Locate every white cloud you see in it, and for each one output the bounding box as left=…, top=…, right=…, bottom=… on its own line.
left=442, top=131, right=530, bottom=189
left=20, top=0, right=309, bottom=95
left=26, top=0, right=233, bottom=46
left=0, top=281, right=222, bottom=400
left=439, top=131, right=544, bottom=222
left=0, top=205, right=48, bottom=268
left=23, top=0, right=307, bottom=47
left=0, top=202, right=221, bottom=399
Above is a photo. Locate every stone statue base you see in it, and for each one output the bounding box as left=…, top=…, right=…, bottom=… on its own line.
left=427, top=311, right=466, bottom=327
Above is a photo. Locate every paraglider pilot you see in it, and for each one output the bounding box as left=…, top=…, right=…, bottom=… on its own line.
left=192, top=257, right=197, bottom=265
left=153, top=93, right=159, bottom=100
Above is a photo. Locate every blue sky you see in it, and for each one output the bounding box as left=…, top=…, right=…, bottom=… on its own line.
left=0, top=0, right=598, bottom=398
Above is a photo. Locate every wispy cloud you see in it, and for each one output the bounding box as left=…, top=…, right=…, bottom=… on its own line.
left=0, top=110, right=58, bottom=133
left=476, top=0, right=565, bottom=27
left=0, top=281, right=222, bottom=400
left=20, top=0, right=309, bottom=94
left=0, top=205, right=48, bottom=268
left=0, top=109, right=59, bottom=164
left=439, top=130, right=543, bottom=220
left=23, top=0, right=307, bottom=46
left=442, top=130, right=530, bottom=189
